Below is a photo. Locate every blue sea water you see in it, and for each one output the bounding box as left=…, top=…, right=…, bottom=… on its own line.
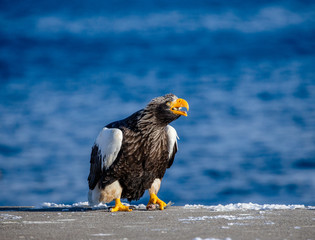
left=0, top=0, right=315, bottom=206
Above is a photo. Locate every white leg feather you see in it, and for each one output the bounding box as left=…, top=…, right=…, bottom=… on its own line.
left=88, top=180, right=123, bottom=206
left=149, top=178, right=161, bottom=195
left=99, top=180, right=123, bottom=203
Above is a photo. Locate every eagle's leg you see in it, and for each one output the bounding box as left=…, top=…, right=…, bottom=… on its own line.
left=148, top=193, right=167, bottom=210
left=147, top=178, right=167, bottom=210
left=99, top=180, right=132, bottom=212
left=111, top=198, right=132, bottom=212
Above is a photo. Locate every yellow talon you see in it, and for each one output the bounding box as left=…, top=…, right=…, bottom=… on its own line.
left=147, top=193, right=167, bottom=210
left=111, top=198, right=132, bottom=212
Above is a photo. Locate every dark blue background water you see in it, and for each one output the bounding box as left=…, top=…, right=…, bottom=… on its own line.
left=1, top=0, right=315, bottom=206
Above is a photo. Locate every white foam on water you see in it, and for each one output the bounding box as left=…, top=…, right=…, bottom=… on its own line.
left=184, top=203, right=307, bottom=211
left=41, top=202, right=71, bottom=208
left=40, top=201, right=108, bottom=209
left=134, top=204, right=147, bottom=210
left=39, top=202, right=311, bottom=212
left=40, top=201, right=148, bottom=210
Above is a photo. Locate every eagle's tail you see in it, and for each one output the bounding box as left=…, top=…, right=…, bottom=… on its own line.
left=88, top=187, right=101, bottom=206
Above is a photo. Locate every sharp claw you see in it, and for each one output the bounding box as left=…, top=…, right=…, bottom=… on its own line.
left=111, top=199, right=132, bottom=212
left=111, top=206, right=132, bottom=212
left=147, top=193, right=167, bottom=210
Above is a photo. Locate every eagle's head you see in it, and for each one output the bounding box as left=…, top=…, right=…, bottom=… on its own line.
left=143, top=93, right=189, bottom=125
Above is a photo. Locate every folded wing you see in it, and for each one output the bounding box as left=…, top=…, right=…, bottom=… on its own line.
left=88, top=127, right=123, bottom=190
left=166, top=125, right=178, bottom=168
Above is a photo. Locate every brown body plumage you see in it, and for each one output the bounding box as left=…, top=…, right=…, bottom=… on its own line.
left=87, top=94, right=189, bottom=210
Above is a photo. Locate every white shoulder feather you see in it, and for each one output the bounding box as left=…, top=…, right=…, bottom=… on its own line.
left=95, top=127, right=123, bottom=169
left=165, top=125, right=179, bottom=158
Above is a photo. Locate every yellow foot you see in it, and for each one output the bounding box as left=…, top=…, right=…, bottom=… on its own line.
left=147, top=193, right=167, bottom=210
left=111, top=198, right=132, bottom=212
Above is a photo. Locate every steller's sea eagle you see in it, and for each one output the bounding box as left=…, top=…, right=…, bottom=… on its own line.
left=88, top=93, right=189, bottom=212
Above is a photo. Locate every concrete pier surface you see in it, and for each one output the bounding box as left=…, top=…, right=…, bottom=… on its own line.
left=0, top=206, right=314, bottom=240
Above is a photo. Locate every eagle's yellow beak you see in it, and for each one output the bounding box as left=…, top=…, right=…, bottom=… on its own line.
left=169, top=98, right=189, bottom=116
